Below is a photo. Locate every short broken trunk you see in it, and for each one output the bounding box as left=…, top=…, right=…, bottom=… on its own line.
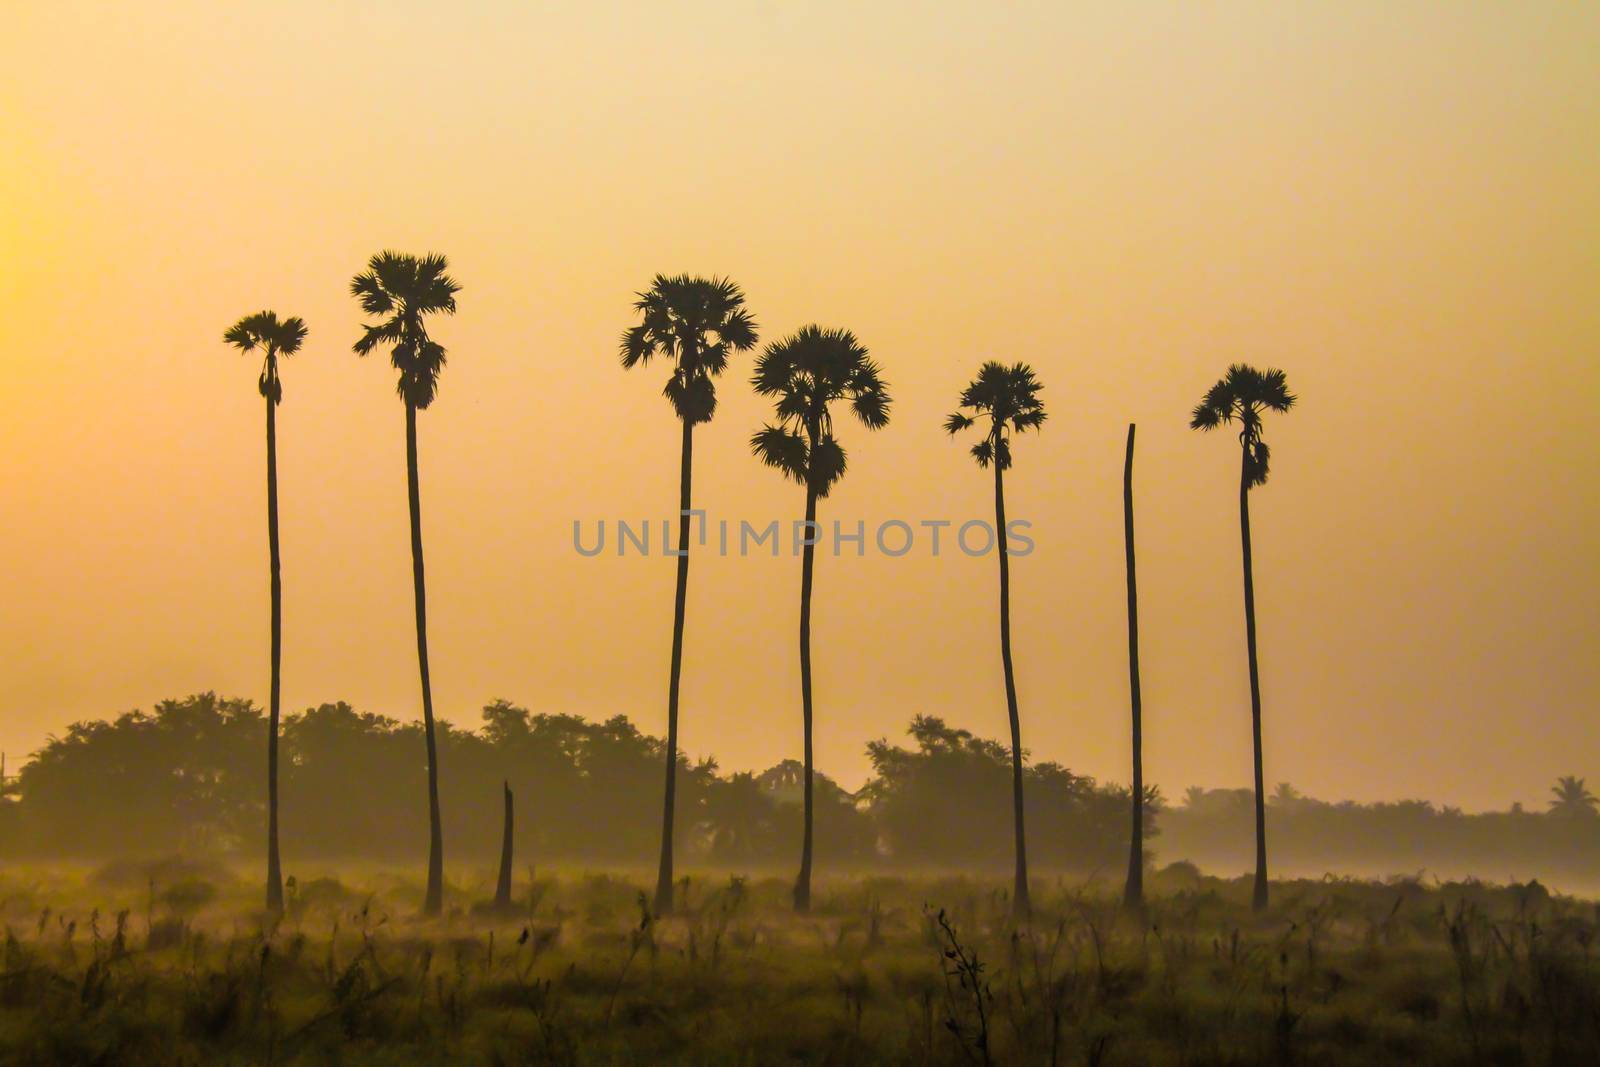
left=494, top=781, right=514, bottom=909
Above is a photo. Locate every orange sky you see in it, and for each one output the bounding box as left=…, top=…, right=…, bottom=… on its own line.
left=1, top=2, right=1596, bottom=811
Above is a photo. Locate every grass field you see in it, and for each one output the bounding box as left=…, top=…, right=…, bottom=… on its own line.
left=0, top=862, right=1594, bottom=1065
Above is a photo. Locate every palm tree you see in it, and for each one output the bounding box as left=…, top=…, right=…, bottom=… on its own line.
left=350, top=251, right=462, bottom=917
left=1120, top=423, right=1145, bottom=916
left=1549, top=776, right=1599, bottom=818
left=1191, top=362, right=1296, bottom=912
left=223, top=310, right=307, bottom=914
left=1270, top=782, right=1304, bottom=808
left=945, top=361, right=1046, bottom=920
left=751, top=325, right=890, bottom=913
left=620, top=274, right=758, bottom=915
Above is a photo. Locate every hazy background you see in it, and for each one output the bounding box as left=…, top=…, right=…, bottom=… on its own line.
left=1, top=1, right=1595, bottom=811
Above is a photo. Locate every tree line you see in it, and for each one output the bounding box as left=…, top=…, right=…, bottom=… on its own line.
left=3, top=693, right=1594, bottom=889
left=0, top=693, right=1134, bottom=874
left=223, top=256, right=1297, bottom=919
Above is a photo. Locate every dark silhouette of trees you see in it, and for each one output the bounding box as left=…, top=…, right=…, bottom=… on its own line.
left=620, top=274, right=758, bottom=915
left=1121, top=423, right=1146, bottom=916
left=8, top=695, right=262, bottom=856
left=222, top=310, right=307, bottom=914
left=1549, top=776, right=1599, bottom=818
left=750, top=325, right=890, bottom=912
left=1191, top=363, right=1296, bottom=912
left=944, top=362, right=1047, bottom=920
left=11, top=694, right=1600, bottom=889
left=350, top=251, right=462, bottom=916
left=863, top=716, right=1131, bottom=872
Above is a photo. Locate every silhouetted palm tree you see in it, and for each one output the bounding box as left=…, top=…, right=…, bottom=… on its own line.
left=350, top=251, right=462, bottom=917
left=751, top=325, right=890, bottom=912
left=1120, top=423, right=1145, bottom=915
left=621, top=274, right=758, bottom=915
left=1191, top=362, right=1296, bottom=912
left=1270, top=782, right=1304, bottom=808
left=945, top=361, right=1046, bottom=920
left=223, top=310, right=307, bottom=914
left=1549, top=776, right=1598, bottom=818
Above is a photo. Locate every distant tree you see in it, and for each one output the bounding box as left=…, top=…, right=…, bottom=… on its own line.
left=351, top=251, right=462, bottom=916
left=700, top=772, right=780, bottom=864
left=222, top=311, right=307, bottom=914
left=13, top=694, right=263, bottom=856
left=1549, top=776, right=1599, bottom=818
left=1270, top=782, right=1304, bottom=808
left=1191, top=363, right=1296, bottom=912
left=1183, top=785, right=1209, bottom=810
left=751, top=325, right=890, bottom=912
left=944, top=361, right=1047, bottom=921
left=620, top=274, right=758, bottom=915
left=863, top=716, right=1130, bottom=873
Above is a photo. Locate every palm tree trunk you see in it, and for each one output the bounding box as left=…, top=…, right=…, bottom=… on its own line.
left=994, top=457, right=1029, bottom=920
left=406, top=400, right=445, bottom=917
left=265, top=391, right=284, bottom=914
left=1121, top=423, right=1144, bottom=916
left=1239, top=448, right=1268, bottom=912
left=794, top=484, right=819, bottom=913
left=495, top=780, right=514, bottom=909
left=654, top=418, right=694, bottom=916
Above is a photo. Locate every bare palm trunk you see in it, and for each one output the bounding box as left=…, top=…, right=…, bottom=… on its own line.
left=1239, top=448, right=1268, bottom=912
left=794, top=484, right=819, bottom=913
left=265, top=391, right=284, bottom=914
left=994, top=458, right=1029, bottom=920
left=1121, top=423, right=1144, bottom=916
left=654, top=418, right=693, bottom=916
left=406, top=400, right=445, bottom=917
left=495, top=780, right=514, bottom=909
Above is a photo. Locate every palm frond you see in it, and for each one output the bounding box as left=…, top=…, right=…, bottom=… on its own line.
left=621, top=273, right=756, bottom=424
left=350, top=251, right=460, bottom=404
left=809, top=436, right=847, bottom=496
left=947, top=360, right=1043, bottom=468
left=1192, top=362, right=1296, bottom=487
left=751, top=325, right=888, bottom=492
left=750, top=425, right=808, bottom=485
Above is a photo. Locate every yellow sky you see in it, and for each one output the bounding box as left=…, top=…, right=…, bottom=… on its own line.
left=1, top=1, right=1596, bottom=811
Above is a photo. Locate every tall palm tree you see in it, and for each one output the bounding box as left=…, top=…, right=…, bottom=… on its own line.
left=1120, top=422, right=1145, bottom=916
left=751, top=325, right=890, bottom=913
left=1549, top=776, right=1599, bottom=818
left=620, top=274, right=758, bottom=915
left=223, top=310, right=307, bottom=915
left=945, top=361, right=1046, bottom=920
left=350, top=251, right=461, bottom=917
left=1191, top=362, right=1296, bottom=912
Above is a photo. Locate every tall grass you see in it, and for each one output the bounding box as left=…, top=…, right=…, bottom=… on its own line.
left=0, top=863, right=1594, bottom=1064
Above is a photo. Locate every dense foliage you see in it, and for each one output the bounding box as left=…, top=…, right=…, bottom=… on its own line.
left=3, top=694, right=1595, bottom=888
left=0, top=695, right=1132, bottom=872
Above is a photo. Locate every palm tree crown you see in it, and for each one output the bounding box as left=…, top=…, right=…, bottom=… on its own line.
left=943, top=361, right=1046, bottom=468
left=620, top=274, right=758, bottom=424
left=350, top=251, right=461, bottom=408
left=224, top=311, right=307, bottom=404
left=1189, top=363, right=1296, bottom=486
left=1550, top=775, right=1598, bottom=817
left=750, top=325, right=890, bottom=496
